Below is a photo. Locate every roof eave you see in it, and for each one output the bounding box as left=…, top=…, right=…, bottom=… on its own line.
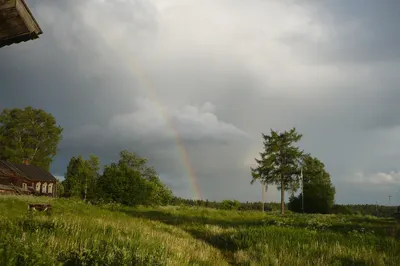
left=20, top=0, right=42, bottom=35
left=0, top=0, right=43, bottom=48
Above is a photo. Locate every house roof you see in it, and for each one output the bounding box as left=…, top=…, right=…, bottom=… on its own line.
left=0, top=184, right=15, bottom=191
left=0, top=0, right=43, bottom=48
left=0, top=160, right=56, bottom=182
left=13, top=163, right=56, bottom=182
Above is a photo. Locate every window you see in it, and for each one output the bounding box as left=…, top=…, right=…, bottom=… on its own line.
left=36, top=182, right=41, bottom=192
left=48, top=183, right=53, bottom=194
left=42, top=183, right=47, bottom=193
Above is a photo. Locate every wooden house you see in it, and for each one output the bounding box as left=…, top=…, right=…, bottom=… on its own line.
left=0, top=160, right=57, bottom=197
left=0, top=0, right=43, bottom=48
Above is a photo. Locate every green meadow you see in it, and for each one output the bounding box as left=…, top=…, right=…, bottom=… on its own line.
left=1, top=195, right=399, bottom=265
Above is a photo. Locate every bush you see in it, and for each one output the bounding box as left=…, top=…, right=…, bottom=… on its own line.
left=219, top=200, right=241, bottom=210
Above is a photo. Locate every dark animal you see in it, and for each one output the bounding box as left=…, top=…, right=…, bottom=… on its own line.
left=28, top=203, right=52, bottom=212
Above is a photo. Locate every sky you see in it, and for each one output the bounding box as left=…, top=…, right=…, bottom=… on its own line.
left=1, top=0, right=400, bottom=204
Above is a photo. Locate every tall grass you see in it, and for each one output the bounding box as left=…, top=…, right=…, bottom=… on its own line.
left=0, top=196, right=226, bottom=265
left=1, top=195, right=399, bottom=265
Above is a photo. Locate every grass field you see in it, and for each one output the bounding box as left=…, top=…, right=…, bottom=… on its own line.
left=1, top=195, right=399, bottom=265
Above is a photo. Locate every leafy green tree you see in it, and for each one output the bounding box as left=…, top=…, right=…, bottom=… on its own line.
left=62, top=156, right=84, bottom=198
left=97, top=150, right=172, bottom=206
left=147, top=176, right=173, bottom=205
left=97, top=162, right=143, bottom=205
left=288, top=155, right=336, bottom=214
left=85, top=154, right=100, bottom=201
left=0, top=107, right=63, bottom=170
left=117, top=150, right=172, bottom=205
left=251, top=128, right=304, bottom=214
left=62, top=155, right=100, bottom=200
left=56, top=179, right=64, bottom=198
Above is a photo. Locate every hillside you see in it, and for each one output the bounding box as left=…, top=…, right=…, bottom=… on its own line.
left=1, top=196, right=400, bottom=265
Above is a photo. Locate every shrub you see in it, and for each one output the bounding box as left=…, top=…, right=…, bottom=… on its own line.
left=219, top=200, right=241, bottom=210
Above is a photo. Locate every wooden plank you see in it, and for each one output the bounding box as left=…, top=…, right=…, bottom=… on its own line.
left=15, top=0, right=41, bottom=34
left=0, top=7, right=18, bottom=20
left=0, top=0, right=16, bottom=10
left=0, top=29, right=27, bottom=38
left=0, top=17, right=24, bottom=29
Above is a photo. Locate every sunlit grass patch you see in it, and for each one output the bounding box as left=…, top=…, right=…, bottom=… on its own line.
left=0, top=196, right=227, bottom=265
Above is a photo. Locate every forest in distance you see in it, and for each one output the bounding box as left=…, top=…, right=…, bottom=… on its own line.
left=0, top=107, right=399, bottom=216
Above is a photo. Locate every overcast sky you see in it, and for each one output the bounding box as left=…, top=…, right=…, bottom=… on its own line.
left=2, top=0, right=400, bottom=204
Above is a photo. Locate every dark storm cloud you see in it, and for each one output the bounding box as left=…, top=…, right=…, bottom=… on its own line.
left=295, top=0, right=400, bottom=133
left=285, top=0, right=400, bottom=64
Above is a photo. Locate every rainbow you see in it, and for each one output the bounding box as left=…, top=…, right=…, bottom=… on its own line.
left=115, top=56, right=202, bottom=200
left=89, top=24, right=202, bottom=200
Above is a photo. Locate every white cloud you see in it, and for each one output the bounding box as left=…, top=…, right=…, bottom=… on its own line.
left=60, top=0, right=336, bottom=97
left=53, top=175, right=64, bottom=181
left=351, top=171, right=400, bottom=185
left=111, top=98, right=248, bottom=143
left=67, top=98, right=247, bottom=145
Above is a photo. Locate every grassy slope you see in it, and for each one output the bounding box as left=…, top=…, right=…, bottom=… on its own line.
left=1, top=195, right=400, bottom=265
left=0, top=196, right=226, bottom=265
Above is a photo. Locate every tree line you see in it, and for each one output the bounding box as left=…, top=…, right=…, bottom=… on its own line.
left=60, top=150, right=173, bottom=205
left=0, top=107, right=335, bottom=212
left=0, top=107, right=172, bottom=206
left=169, top=197, right=281, bottom=211
left=169, top=197, right=397, bottom=217
left=0, top=107, right=391, bottom=216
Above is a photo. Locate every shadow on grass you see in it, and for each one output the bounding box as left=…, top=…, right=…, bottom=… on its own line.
left=119, top=209, right=265, bottom=228
left=142, top=216, right=267, bottom=257
left=120, top=208, right=400, bottom=238
left=347, top=216, right=397, bottom=226
left=118, top=209, right=244, bottom=263
left=117, top=208, right=400, bottom=265
left=328, top=217, right=400, bottom=239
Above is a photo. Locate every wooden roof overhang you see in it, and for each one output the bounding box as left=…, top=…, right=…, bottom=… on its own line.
left=0, top=0, right=42, bottom=48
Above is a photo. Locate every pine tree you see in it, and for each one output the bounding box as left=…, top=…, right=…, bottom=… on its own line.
left=251, top=128, right=304, bottom=214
